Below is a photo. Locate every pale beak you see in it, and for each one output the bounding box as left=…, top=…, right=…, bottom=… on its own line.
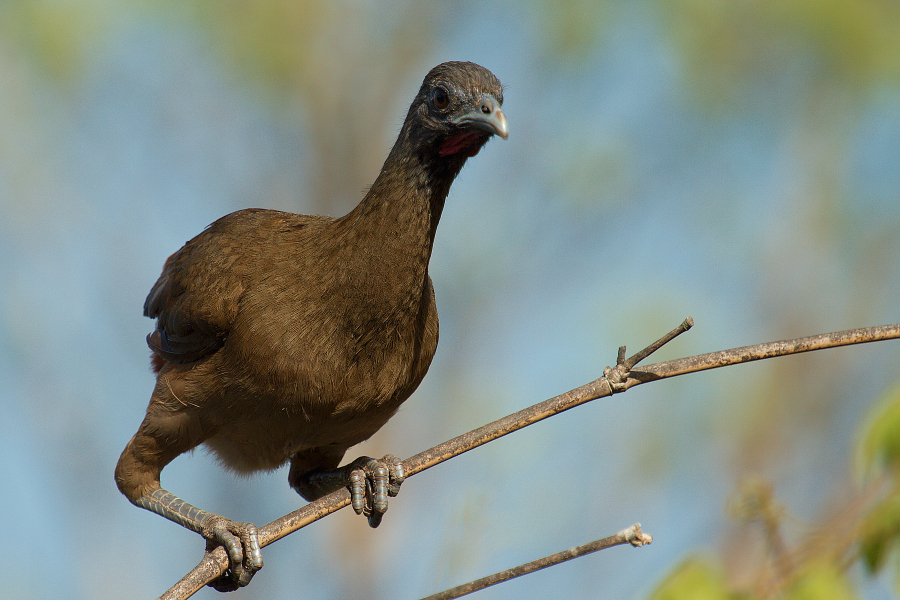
left=452, top=94, right=508, bottom=140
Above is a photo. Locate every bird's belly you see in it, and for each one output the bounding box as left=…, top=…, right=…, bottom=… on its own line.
left=203, top=399, right=402, bottom=473
left=204, top=329, right=436, bottom=473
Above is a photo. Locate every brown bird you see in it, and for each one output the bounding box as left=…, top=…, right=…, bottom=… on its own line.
left=115, top=61, right=507, bottom=590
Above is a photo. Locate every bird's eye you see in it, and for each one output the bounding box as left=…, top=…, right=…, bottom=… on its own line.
left=432, top=86, right=450, bottom=109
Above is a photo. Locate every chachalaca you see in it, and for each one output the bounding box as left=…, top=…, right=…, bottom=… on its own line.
left=115, top=61, right=508, bottom=590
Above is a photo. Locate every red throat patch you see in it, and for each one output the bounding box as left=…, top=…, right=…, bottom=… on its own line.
left=439, top=131, right=487, bottom=157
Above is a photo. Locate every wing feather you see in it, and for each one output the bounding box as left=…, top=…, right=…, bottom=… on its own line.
left=143, top=210, right=266, bottom=366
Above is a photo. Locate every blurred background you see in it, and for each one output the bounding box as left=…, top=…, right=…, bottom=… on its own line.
left=2, top=1, right=899, bottom=598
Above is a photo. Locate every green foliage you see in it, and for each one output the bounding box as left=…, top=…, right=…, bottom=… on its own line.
left=538, top=0, right=619, bottom=63
left=650, top=558, right=736, bottom=600
left=657, top=0, right=900, bottom=107
left=857, top=385, right=900, bottom=479
left=784, top=561, right=858, bottom=600
left=651, top=385, right=900, bottom=598
left=855, top=386, right=900, bottom=584
left=859, top=495, right=900, bottom=574
left=0, top=0, right=102, bottom=81
left=179, top=0, right=328, bottom=87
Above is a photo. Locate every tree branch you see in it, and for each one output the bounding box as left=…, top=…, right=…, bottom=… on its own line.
left=158, top=322, right=900, bottom=599
left=419, top=523, right=652, bottom=600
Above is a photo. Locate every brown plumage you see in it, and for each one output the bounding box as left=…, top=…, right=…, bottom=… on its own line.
left=115, top=61, right=507, bottom=590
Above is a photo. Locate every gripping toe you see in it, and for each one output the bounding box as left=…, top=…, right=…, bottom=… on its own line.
left=202, top=517, right=263, bottom=590
left=348, top=455, right=405, bottom=528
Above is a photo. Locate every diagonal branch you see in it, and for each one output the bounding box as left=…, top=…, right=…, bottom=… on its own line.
left=419, top=523, right=653, bottom=600
left=158, top=322, right=900, bottom=599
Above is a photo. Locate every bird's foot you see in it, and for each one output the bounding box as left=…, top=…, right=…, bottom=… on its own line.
left=201, top=516, right=264, bottom=592
left=347, top=454, right=405, bottom=528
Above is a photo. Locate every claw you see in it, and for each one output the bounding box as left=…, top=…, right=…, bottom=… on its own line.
left=386, top=455, right=405, bottom=497
left=202, top=516, right=263, bottom=591
left=347, top=455, right=405, bottom=528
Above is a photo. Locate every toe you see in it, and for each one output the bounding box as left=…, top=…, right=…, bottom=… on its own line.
left=347, top=455, right=407, bottom=528
left=370, top=460, right=390, bottom=515
left=381, top=454, right=405, bottom=496
left=202, top=517, right=264, bottom=589
left=349, top=469, right=367, bottom=515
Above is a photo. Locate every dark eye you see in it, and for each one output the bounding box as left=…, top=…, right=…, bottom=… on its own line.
left=432, top=86, right=450, bottom=109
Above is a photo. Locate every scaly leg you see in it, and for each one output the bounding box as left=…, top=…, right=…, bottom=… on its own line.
left=115, top=408, right=263, bottom=591
left=134, top=487, right=263, bottom=591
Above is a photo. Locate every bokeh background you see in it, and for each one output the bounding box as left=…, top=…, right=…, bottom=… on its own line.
left=2, top=1, right=899, bottom=599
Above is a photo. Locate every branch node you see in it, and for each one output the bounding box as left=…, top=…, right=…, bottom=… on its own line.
left=623, top=523, right=653, bottom=547
left=604, top=317, right=694, bottom=394
left=602, top=363, right=629, bottom=393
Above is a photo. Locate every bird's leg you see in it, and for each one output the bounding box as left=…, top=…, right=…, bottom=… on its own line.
left=115, top=413, right=263, bottom=591
left=134, top=487, right=263, bottom=592
left=289, top=451, right=405, bottom=528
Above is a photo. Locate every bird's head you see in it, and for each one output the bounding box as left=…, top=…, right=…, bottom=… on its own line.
left=405, top=61, right=508, bottom=159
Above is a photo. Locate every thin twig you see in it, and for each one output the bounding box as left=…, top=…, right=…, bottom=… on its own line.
left=419, top=523, right=652, bottom=600
left=625, top=316, right=694, bottom=370
left=158, top=322, right=900, bottom=599
left=623, top=323, right=900, bottom=386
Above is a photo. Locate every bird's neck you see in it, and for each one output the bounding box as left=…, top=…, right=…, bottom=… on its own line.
left=338, top=134, right=468, bottom=285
